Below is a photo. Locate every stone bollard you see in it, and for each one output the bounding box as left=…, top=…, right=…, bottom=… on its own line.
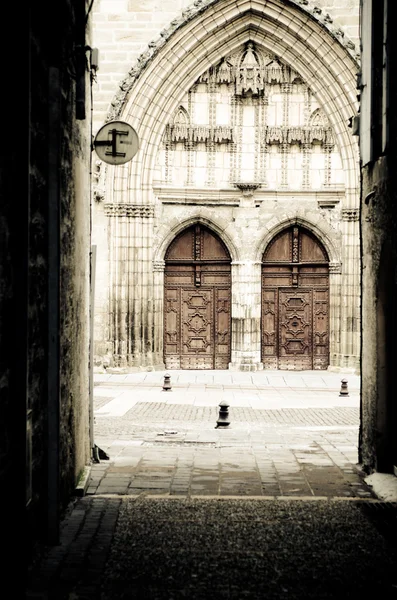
left=215, top=401, right=230, bottom=429
left=339, top=378, right=349, bottom=397
left=162, top=373, right=172, bottom=391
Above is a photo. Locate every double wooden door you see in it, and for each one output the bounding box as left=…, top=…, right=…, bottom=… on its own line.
left=262, top=226, right=329, bottom=370
left=164, top=225, right=231, bottom=370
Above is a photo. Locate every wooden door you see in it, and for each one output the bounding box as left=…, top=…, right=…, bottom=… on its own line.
left=262, top=226, right=329, bottom=370
left=164, top=225, right=231, bottom=369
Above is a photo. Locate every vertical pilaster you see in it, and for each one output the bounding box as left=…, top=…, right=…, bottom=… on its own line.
left=339, top=208, right=360, bottom=370
left=328, top=262, right=342, bottom=368
left=229, top=260, right=263, bottom=371
left=153, top=260, right=166, bottom=367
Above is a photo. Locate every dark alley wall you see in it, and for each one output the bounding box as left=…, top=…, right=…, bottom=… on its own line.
left=360, top=0, right=397, bottom=474
left=0, top=1, right=92, bottom=575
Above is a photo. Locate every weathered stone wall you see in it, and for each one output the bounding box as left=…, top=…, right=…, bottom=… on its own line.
left=361, top=159, right=397, bottom=472
left=0, top=1, right=92, bottom=559
left=359, top=0, right=397, bottom=474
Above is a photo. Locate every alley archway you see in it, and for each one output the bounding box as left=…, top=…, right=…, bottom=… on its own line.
left=164, top=224, right=231, bottom=369
left=262, top=225, right=329, bottom=370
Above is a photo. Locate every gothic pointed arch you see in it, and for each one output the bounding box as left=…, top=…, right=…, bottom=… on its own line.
left=105, top=0, right=359, bottom=201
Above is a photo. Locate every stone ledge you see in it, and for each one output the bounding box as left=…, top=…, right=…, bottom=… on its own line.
left=74, top=466, right=92, bottom=497
left=364, top=473, right=397, bottom=502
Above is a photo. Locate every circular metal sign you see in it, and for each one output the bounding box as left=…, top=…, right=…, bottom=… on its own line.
left=93, top=120, right=139, bottom=165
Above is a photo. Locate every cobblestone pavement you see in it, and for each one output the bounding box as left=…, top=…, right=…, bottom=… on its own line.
left=90, top=370, right=371, bottom=499
left=27, top=371, right=397, bottom=600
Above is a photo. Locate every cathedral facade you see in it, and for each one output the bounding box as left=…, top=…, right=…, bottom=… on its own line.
left=92, top=0, right=360, bottom=372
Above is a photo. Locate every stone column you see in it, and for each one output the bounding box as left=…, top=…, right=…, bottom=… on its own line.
left=339, top=208, right=360, bottom=371
left=229, top=260, right=263, bottom=371
left=328, top=262, right=342, bottom=368
left=153, top=260, right=166, bottom=369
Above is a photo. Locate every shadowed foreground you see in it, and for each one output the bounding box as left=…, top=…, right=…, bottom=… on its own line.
left=28, top=497, right=397, bottom=599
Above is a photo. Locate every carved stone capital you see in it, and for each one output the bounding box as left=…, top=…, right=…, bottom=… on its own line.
left=104, top=204, right=155, bottom=218
left=341, top=208, right=359, bottom=221
left=329, top=262, right=342, bottom=274
left=234, top=183, right=261, bottom=197
left=153, top=260, right=165, bottom=272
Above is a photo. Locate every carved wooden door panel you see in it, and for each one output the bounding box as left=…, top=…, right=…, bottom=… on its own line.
left=181, top=289, right=213, bottom=369
left=164, top=225, right=231, bottom=370
left=262, top=226, right=329, bottom=370
left=278, top=289, right=312, bottom=370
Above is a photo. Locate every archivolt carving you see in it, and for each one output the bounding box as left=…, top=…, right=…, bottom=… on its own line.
left=106, top=0, right=359, bottom=123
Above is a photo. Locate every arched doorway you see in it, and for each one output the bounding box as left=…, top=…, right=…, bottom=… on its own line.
left=164, top=224, right=231, bottom=369
left=262, top=226, right=329, bottom=370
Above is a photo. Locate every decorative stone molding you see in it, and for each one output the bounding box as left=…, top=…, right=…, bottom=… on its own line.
left=264, top=126, right=334, bottom=148
left=104, top=204, right=155, bottom=218
left=329, top=262, right=342, bottom=274
left=153, top=260, right=166, bottom=272
left=165, top=124, right=233, bottom=145
left=106, top=0, right=359, bottom=122
left=317, top=196, right=340, bottom=209
left=341, top=208, right=359, bottom=221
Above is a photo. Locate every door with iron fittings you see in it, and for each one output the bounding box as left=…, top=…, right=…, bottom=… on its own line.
left=164, top=225, right=231, bottom=370
left=262, top=226, right=329, bottom=370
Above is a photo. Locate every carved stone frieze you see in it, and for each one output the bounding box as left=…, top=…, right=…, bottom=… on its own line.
left=165, top=124, right=234, bottom=145
left=264, top=126, right=334, bottom=148
left=104, top=204, right=155, bottom=218
left=341, top=208, right=359, bottom=221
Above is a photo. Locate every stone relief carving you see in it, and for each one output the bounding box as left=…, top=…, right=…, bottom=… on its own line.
left=236, top=42, right=264, bottom=96
left=164, top=46, right=334, bottom=150
left=93, top=160, right=106, bottom=203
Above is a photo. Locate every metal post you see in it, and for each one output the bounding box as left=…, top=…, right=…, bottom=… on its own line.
left=162, top=373, right=172, bottom=391
left=339, top=378, right=349, bottom=397
left=215, top=401, right=230, bottom=428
